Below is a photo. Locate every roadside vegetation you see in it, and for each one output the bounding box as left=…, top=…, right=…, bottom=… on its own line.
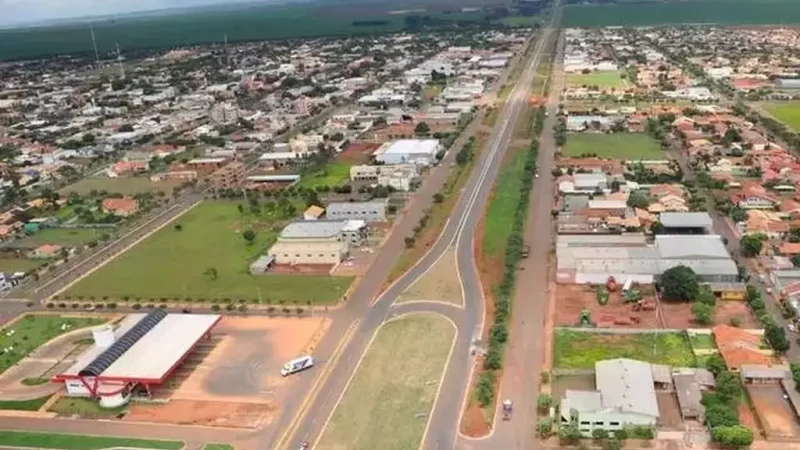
left=0, top=431, right=183, bottom=450
left=553, top=330, right=696, bottom=369
left=0, top=315, right=106, bottom=374
left=316, top=313, right=455, bottom=450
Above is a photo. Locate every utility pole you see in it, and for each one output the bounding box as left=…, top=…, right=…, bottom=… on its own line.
left=115, top=43, right=125, bottom=79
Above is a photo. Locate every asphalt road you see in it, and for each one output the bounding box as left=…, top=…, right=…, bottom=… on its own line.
left=276, top=15, right=559, bottom=450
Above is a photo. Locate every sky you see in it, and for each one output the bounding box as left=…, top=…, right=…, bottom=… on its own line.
left=0, top=0, right=274, bottom=27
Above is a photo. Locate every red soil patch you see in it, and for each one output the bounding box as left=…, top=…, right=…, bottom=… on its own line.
left=268, top=263, right=333, bottom=275
left=339, top=141, right=381, bottom=163
left=126, top=399, right=276, bottom=428
left=739, top=402, right=762, bottom=438
left=716, top=301, right=760, bottom=328
left=555, top=283, right=663, bottom=329
left=661, top=299, right=758, bottom=328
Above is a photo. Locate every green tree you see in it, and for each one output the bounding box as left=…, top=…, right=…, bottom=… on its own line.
left=537, top=418, right=554, bottom=438
left=204, top=267, right=218, bottom=281
left=558, top=421, right=583, bottom=444
left=765, top=322, right=790, bottom=353
left=660, top=265, right=700, bottom=301
left=414, top=121, right=431, bottom=135
left=730, top=207, right=747, bottom=223
left=537, top=393, right=552, bottom=413
left=602, top=438, right=621, bottom=450
left=626, top=191, right=650, bottom=209
left=740, top=233, right=766, bottom=257
left=242, top=229, right=256, bottom=244
left=82, top=133, right=95, bottom=144
left=715, top=371, right=742, bottom=403
left=711, top=425, right=754, bottom=448
left=692, top=302, right=714, bottom=325
left=705, top=354, right=727, bottom=376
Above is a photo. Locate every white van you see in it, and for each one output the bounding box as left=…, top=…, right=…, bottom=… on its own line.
left=281, top=355, right=314, bottom=377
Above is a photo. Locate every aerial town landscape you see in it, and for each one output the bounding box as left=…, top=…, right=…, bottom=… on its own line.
left=7, top=0, right=800, bottom=449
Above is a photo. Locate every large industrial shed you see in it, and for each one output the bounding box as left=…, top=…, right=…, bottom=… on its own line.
left=557, top=234, right=738, bottom=284
left=53, top=310, right=221, bottom=408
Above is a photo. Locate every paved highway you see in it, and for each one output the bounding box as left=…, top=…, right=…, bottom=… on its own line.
left=278, top=9, right=561, bottom=450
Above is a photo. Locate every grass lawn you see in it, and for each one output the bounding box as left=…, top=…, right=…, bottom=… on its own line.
left=567, top=70, right=625, bottom=89
left=564, top=132, right=663, bottom=160
left=298, top=162, right=352, bottom=189
left=316, top=313, right=455, bottom=450
left=0, top=395, right=51, bottom=411
left=0, top=258, right=46, bottom=273
left=202, top=445, right=233, bottom=450
left=49, top=397, right=126, bottom=418
left=21, top=377, right=49, bottom=386
left=689, top=332, right=716, bottom=350
left=61, top=176, right=179, bottom=196
left=764, top=101, right=800, bottom=131
left=553, top=330, right=696, bottom=369
left=483, top=145, right=529, bottom=259
left=0, top=431, right=182, bottom=450
left=64, top=201, right=352, bottom=304
left=15, top=228, right=105, bottom=248
left=0, top=315, right=106, bottom=374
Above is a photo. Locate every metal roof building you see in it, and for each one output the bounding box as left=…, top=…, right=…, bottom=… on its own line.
left=659, top=212, right=713, bottom=230
left=55, top=312, right=220, bottom=408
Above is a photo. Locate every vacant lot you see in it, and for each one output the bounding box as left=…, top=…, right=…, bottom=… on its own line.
left=765, top=101, right=800, bottom=131
left=564, top=132, right=662, bottom=160
left=562, top=0, right=800, bottom=27
left=61, top=176, right=179, bottom=196
left=64, top=201, right=352, bottom=304
left=567, top=70, right=625, bottom=89
left=298, top=161, right=353, bottom=189
left=0, top=431, right=182, bottom=450
left=555, top=283, right=663, bottom=329
left=316, top=313, right=455, bottom=450
left=0, top=315, right=106, bottom=374
left=15, top=228, right=104, bottom=248
left=747, top=384, right=800, bottom=439
left=0, top=258, right=46, bottom=273
left=553, top=330, right=695, bottom=369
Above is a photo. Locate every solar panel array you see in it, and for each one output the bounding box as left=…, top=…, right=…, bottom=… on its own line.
left=78, top=309, right=168, bottom=377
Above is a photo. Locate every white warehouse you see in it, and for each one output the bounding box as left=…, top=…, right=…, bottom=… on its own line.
left=373, top=139, right=441, bottom=166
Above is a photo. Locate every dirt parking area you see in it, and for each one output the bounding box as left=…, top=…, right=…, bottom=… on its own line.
left=747, top=384, right=800, bottom=439
left=656, top=391, right=684, bottom=430
left=338, top=141, right=381, bottom=163
left=555, top=284, right=663, bottom=329
left=136, top=316, right=330, bottom=428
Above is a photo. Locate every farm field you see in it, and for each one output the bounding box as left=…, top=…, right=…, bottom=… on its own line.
left=0, top=315, right=106, bottom=374
left=0, top=3, right=502, bottom=61
left=298, top=161, right=353, bottom=189
left=14, top=228, right=105, bottom=248
left=764, top=101, right=800, bottom=131
left=60, top=177, right=179, bottom=196
left=564, top=132, right=662, bottom=159
left=63, top=200, right=352, bottom=304
left=553, top=330, right=696, bottom=369
left=566, top=70, right=626, bottom=89
left=316, top=313, right=455, bottom=450
left=0, top=431, right=182, bottom=450
left=562, top=0, right=800, bottom=27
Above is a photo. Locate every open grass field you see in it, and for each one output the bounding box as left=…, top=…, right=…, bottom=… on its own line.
left=0, top=315, right=106, bottom=374
left=564, top=132, right=662, bottom=160
left=0, top=395, right=51, bottom=411
left=567, top=70, right=625, bottom=89
left=60, top=176, right=179, bottom=196
left=316, top=313, right=455, bottom=450
left=15, top=228, right=104, bottom=248
left=553, top=330, right=696, bottom=369
left=483, top=145, right=528, bottom=259
left=64, top=200, right=352, bottom=304
left=0, top=431, right=183, bottom=450
left=562, top=0, right=800, bottom=27
left=298, top=161, right=352, bottom=189
left=0, top=258, right=47, bottom=273
left=764, top=101, right=800, bottom=131
left=688, top=332, right=716, bottom=350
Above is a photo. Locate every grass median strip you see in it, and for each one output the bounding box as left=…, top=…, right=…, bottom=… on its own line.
left=316, top=313, right=455, bottom=450
left=0, top=431, right=183, bottom=450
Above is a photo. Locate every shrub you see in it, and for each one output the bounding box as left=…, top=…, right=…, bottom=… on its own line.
left=145, top=303, right=155, bottom=309
left=613, top=428, right=628, bottom=440
left=537, top=418, right=553, bottom=438
left=225, top=304, right=235, bottom=311
left=296, top=307, right=304, bottom=315
left=238, top=305, right=247, bottom=312
left=132, top=303, right=141, bottom=310
left=46, top=303, right=55, bottom=309
left=211, top=304, right=220, bottom=311
left=631, top=426, right=654, bottom=440
left=58, top=303, right=67, bottom=308
left=158, top=304, right=167, bottom=309
left=476, top=372, right=495, bottom=407
left=603, top=438, right=622, bottom=450
left=592, top=429, right=608, bottom=440
left=107, top=303, right=117, bottom=309
left=537, top=393, right=552, bottom=413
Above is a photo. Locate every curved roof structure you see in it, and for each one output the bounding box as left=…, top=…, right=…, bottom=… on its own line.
left=78, top=309, right=167, bottom=377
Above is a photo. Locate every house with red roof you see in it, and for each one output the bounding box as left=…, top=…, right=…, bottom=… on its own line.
left=102, top=198, right=139, bottom=217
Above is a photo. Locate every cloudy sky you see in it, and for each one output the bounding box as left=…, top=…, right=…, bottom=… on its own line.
left=1, top=0, right=261, bottom=27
